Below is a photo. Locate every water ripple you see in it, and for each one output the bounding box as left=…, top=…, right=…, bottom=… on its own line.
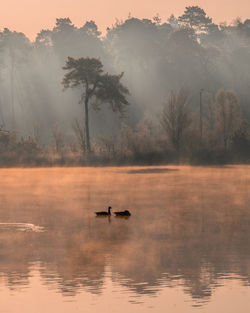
left=0, top=223, right=45, bottom=232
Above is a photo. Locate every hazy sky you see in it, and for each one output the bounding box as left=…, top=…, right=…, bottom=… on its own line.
left=1, top=0, right=250, bottom=40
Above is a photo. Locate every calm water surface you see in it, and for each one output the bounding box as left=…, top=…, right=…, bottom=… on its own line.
left=0, top=165, right=250, bottom=312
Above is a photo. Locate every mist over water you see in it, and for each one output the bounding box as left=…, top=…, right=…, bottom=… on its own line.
left=0, top=166, right=250, bottom=312
left=0, top=5, right=250, bottom=313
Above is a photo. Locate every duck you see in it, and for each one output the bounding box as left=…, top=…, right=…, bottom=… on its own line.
left=114, top=210, right=131, bottom=217
left=95, top=206, right=112, bottom=216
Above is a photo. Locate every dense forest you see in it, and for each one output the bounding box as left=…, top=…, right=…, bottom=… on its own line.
left=1, top=6, right=250, bottom=166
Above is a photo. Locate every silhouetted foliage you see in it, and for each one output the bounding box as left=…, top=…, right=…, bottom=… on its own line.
left=178, top=6, right=212, bottom=32
left=231, top=121, right=250, bottom=162
left=161, top=89, right=190, bottom=156
left=62, top=57, right=129, bottom=153
left=0, top=7, right=249, bottom=165
left=215, top=89, right=241, bottom=149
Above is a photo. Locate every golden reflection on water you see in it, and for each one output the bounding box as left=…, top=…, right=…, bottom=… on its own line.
left=0, top=166, right=250, bottom=312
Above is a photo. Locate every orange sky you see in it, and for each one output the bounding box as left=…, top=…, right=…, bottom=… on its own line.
left=1, top=0, right=250, bottom=40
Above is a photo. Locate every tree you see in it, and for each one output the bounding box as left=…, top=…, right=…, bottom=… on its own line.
left=79, top=20, right=101, bottom=37
left=0, top=28, right=31, bottom=128
left=178, top=6, right=212, bottom=33
left=62, top=57, right=129, bottom=153
left=231, top=121, right=250, bottom=161
left=161, top=88, right=190, bottom=155
left=215, top=89, right=241, bottom=149
left=36, top=18, right=104, bottom=62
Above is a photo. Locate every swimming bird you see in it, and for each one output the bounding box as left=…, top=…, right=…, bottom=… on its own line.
left=114, top=210, right=131, bottom=217
left=95, top=206, right=112, bottom=216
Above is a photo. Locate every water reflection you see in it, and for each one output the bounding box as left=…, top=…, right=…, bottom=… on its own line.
left=126, top=168, right=178, bottom=174
left=0, top=166, right=250, bottom=307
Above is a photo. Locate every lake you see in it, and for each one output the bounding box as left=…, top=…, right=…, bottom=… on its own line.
left=0, top=165, right=250, bottom=313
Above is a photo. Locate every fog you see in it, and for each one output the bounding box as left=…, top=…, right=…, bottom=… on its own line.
left=0, top=7, right=250, bottom=164
left=1, top=165, right=250, bottom=309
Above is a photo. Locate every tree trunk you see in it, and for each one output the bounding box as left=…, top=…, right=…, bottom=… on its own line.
left=10, top=55, right=15, bottom=128
left=84, top=96, right=91, bottom=153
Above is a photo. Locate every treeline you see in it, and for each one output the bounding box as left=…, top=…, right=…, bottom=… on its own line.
left=1, top=86, right=250, bottom=165
left=0, top=6, right=250, bottom=165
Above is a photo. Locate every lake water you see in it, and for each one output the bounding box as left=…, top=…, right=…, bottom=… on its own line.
left=0, top=165, right=250, bottom=313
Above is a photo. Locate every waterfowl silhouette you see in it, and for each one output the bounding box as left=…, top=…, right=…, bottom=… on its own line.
left=95, top=206, right=112, bottom=216
left=114, top=210, right=131, bottom=217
